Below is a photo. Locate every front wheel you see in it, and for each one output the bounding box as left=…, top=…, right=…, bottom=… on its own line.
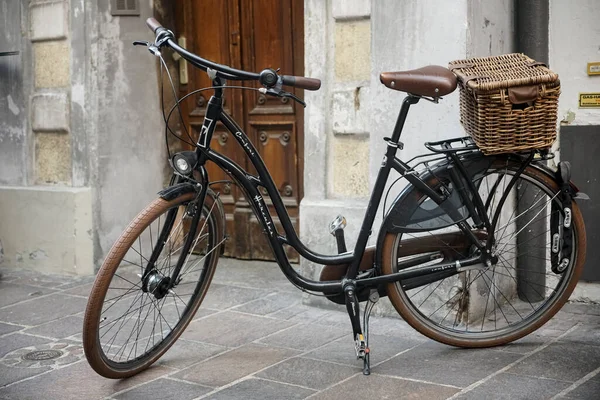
left=83, top=190, right=224, bottom=378
left=382, top=159, right=586, bottom=348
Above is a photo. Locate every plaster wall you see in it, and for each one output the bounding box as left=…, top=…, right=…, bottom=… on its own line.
left=549, top=0, right=600, bottom=126
left=301, top=0, right=515, bottom=313
left=93, top=1, right=166, bottom=265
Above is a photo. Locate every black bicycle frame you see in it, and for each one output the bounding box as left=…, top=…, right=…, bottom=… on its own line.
left=187, top=87, right=490, bottom=294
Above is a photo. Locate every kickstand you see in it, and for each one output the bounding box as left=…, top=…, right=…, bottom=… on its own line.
left=362, top=289, right=379, bottom=375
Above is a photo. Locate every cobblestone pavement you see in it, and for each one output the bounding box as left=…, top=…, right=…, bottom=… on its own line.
left=1, top=259, right=599, bottom=399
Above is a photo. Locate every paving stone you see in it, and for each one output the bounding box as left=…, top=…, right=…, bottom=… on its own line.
left=4, top=263, right=600, bottom=399
left=366, top=315, right=431, bottom=340
left=377, top=342, right=522, bottom=387
left=0, top=294, right=87, bottom=326
left=563, top=372, right=600, bottom=399
left=561, top=303, right=600, bottom=316
left=305, top=334, right=424, bottom=367
left=200, top=284, right=269, bottom=310
left=156, top=339, right=228, bottom=369
left=3, top=271, right=69, bottom=289
left=257, top=323, right=346, bottom=351
left=157, top=303, right=218, bottom=324
left=0, top=282, right=55, bottom=308
left=181, top=311, right=294, bottom=347
left=173, top=343, right=299, bottom=387
left=232, top=291, right=302, bottom=316
left=0, top=322, right=23, bottom=336
left=311, top=309, right=359, bottom=327
left=0, top=269, right=19, bottom=282
left=558, top=321, right=600, bottom=346
left=114, top=377, right=211, bottom=400
left=453, top=372, right=570, bottom=399
left=0, top=360, right=171, bottom=399
left=212, top=258, right=295, bottom=292
left=268, top=305, right=336, bottom=324
left=310, top=373, right=459, bottom=400
left=0, top=363, right=50, bottom=387
left=23, top=315, right=84, bottom=339
left=0, top=333, right=51, bottom=358
left=257, top=357, right=358, bottom=390
left=62, top=282, right=94, bottom=298
left=204, top=377, right=314, bottom=400
left=190, top=307, right=219, bottom=321
left=56, top=275, right=96, bottom=290
left=538, top=315, right=580, bottom=335
left=494, top=333, right=554, bottom=355
left=507, top=342, right=600, bottom=382
left=2, top=341, right=84, bottom=371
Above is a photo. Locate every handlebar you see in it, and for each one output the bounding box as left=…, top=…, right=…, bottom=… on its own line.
left=146, top=17, right=162, bottom=33
left=145, top=18, right=321, bottom=91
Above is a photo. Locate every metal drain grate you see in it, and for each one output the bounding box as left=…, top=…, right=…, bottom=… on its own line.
left=22, top=350, right=63, bottom=361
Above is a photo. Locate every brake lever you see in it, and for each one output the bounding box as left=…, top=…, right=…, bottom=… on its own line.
left=259, top=88, right=306, bottom=108
left=132, top=40, right=161, bottom=56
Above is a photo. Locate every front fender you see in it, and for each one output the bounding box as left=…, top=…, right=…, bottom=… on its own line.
left=158, top=182, right=227, bottom=253
left=158, top=182, right=198, bottom=201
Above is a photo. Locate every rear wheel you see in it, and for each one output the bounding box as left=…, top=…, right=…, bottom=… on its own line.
left=382, top=158, right=586, bottom=347
left=83, top=191, right=224, bottom=378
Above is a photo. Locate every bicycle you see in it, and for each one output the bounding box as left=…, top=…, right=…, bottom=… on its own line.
left=82, top=18, right=588, bottom=379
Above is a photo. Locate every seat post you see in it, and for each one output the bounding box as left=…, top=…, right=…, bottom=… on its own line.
left=390, top=95, right=420, bottom=143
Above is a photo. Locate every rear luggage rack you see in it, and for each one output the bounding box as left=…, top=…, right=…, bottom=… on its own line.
left=425, top=136, right=479, bottom=153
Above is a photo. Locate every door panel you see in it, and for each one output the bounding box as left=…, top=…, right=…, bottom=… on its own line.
left=175, top=0, right=304, bottom=261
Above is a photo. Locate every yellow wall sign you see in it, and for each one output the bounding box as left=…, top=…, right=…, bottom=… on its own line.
left=588, top=62, right=600, bottom=76
left=579, top=93, right=600, bottom=108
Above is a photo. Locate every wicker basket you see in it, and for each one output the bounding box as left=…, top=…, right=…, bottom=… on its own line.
left=448, top=53, right=560, bottom=155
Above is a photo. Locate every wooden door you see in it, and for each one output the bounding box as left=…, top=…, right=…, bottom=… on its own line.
left=174, top=0, right=304, bottom=261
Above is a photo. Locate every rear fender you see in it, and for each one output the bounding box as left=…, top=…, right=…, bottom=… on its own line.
left=374, top=153, right=494, bottom=271
left=374, top=153, right=588, bottom=271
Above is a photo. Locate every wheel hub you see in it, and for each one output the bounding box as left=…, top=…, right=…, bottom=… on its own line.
left=143, top=271, right=171, bottom=299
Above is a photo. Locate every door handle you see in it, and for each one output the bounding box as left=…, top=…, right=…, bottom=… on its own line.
left=171, top=36, right=189, bottom=85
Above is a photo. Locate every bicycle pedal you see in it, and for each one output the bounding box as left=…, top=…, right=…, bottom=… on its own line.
left=329, top=215, right=347, bottom=235
left=355, top=334, right=368, bottom=360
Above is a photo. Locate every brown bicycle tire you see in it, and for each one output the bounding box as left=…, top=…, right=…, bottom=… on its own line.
left=83, top=193, right=223, bottom=378
left=381, top=162, right=586, bottom=348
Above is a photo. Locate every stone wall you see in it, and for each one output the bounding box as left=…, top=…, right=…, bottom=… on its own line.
left=0, top=0, right=163, bottom=275
left=0, top=0, right=94, bottom=276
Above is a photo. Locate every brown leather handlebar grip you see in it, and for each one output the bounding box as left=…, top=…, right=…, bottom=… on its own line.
left=281, top=75, right=321, bottom=91
left=146, top=18, right=163, bottom=33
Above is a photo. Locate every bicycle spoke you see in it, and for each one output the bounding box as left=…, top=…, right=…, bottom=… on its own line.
left=392, top=162, right=580, bottom=341
left=495, top=256, right=536, bottom=312
left=90, top=196, right=221, bottom=368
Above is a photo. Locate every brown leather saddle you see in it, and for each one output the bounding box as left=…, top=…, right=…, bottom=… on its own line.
left=380, top=65, right=457, bottom=97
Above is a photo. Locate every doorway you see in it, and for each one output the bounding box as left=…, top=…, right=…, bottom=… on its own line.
left=174, top=0, right=305, bottom=261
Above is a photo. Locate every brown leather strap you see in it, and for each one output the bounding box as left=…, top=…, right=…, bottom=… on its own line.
left=461, top=75, right=484, bottom=86
left=527, top=61, right=548, bottom=68
left=508, top=85, right=539, bottom=104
